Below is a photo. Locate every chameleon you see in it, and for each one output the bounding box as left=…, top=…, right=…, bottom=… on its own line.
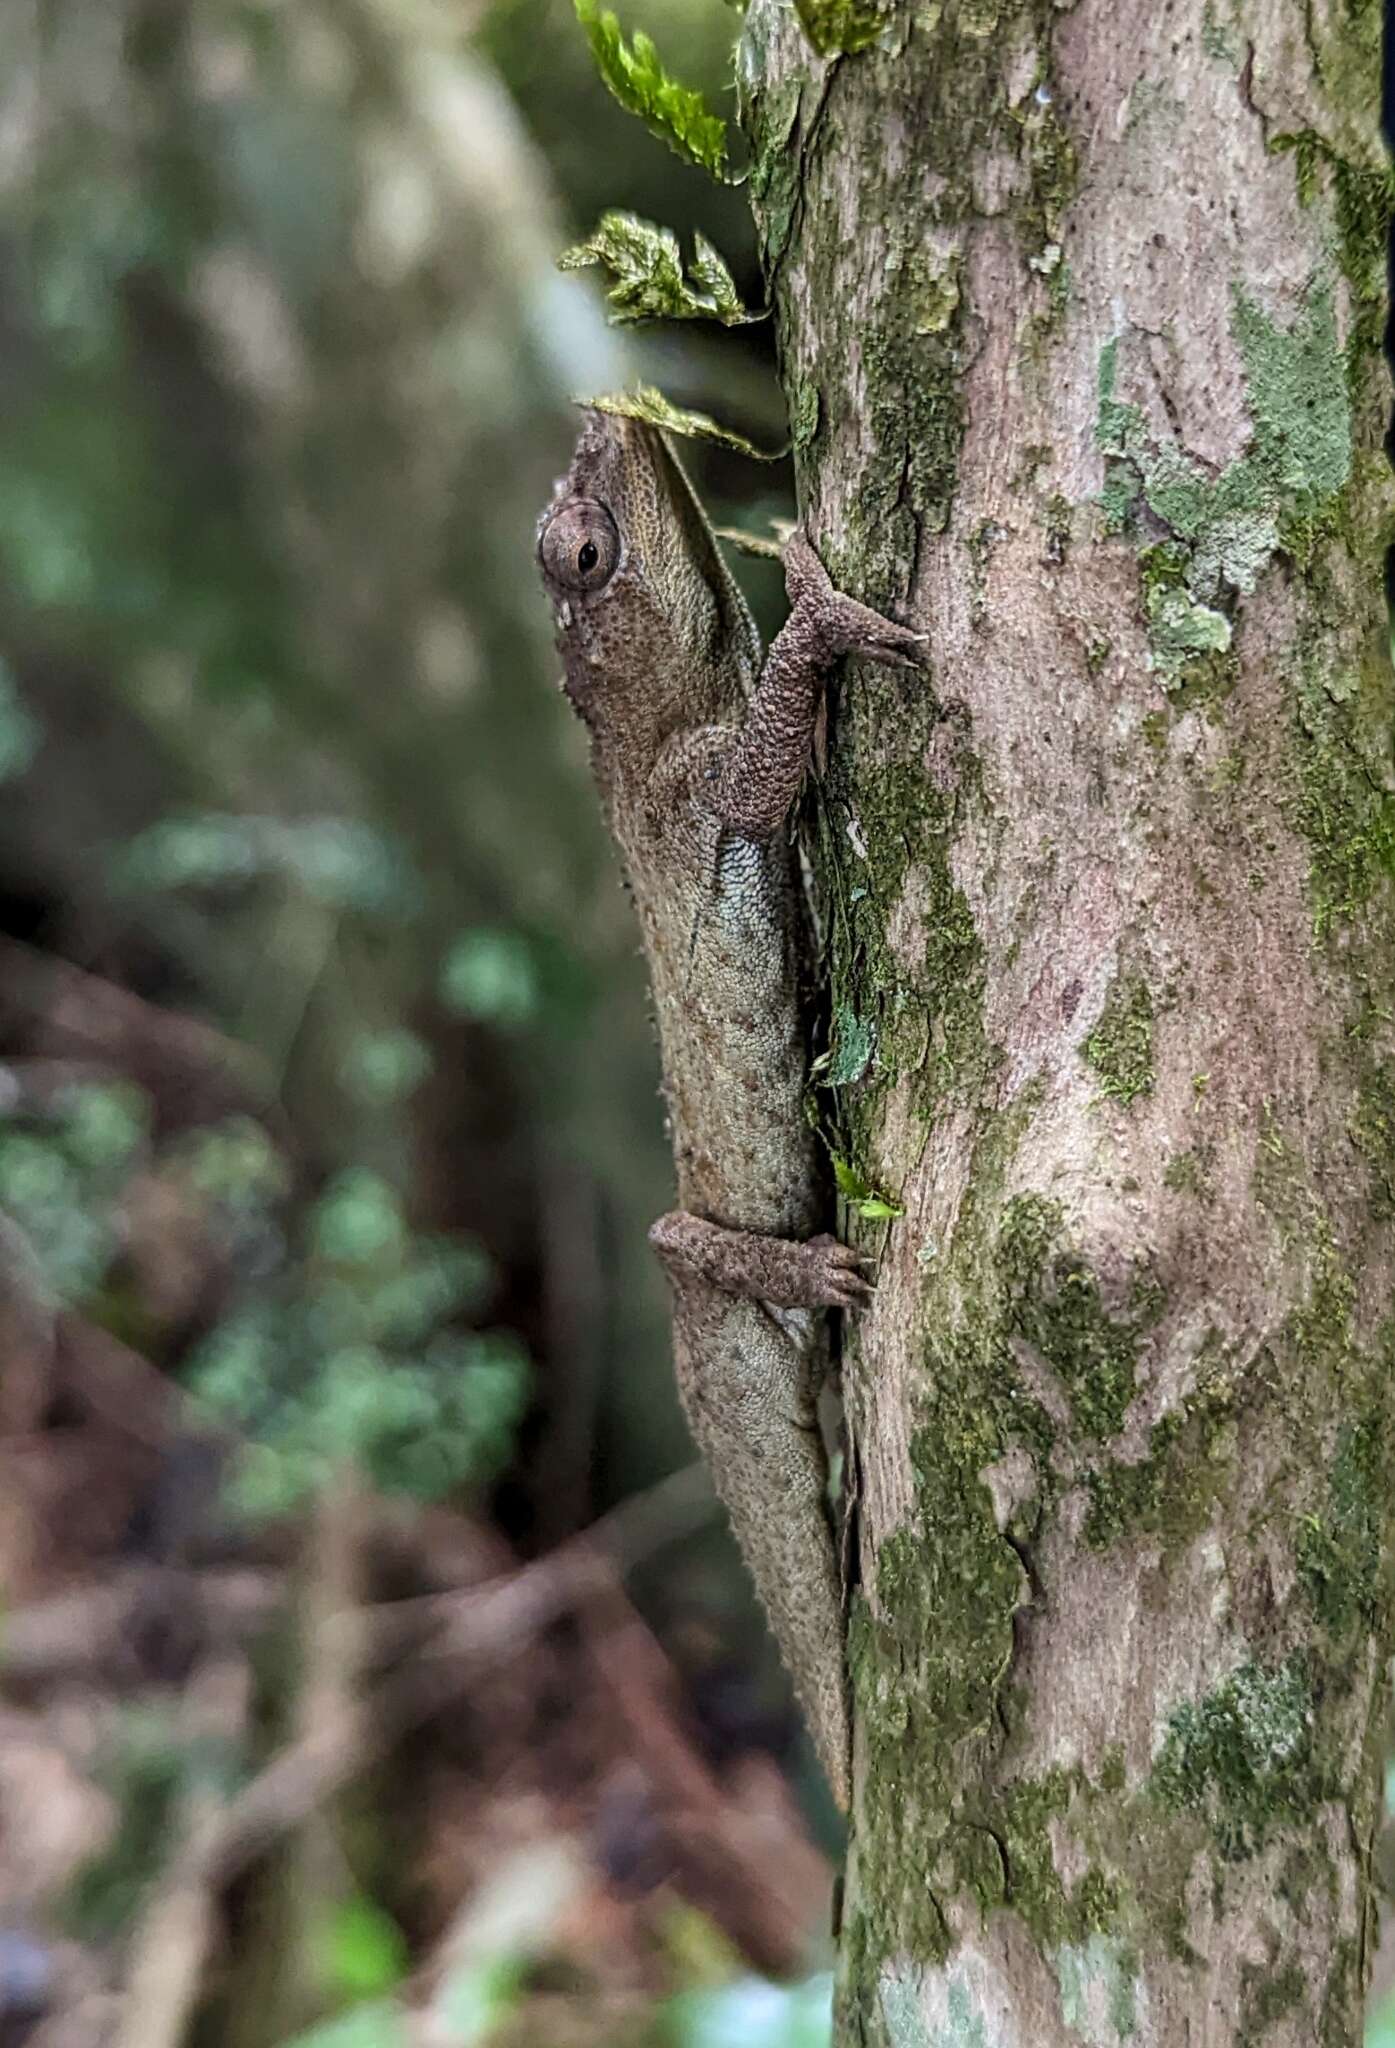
left=536, top=409, right=926, bottom=1806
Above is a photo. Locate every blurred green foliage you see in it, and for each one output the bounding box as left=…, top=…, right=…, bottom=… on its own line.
left=312, top=1895, right=410, bottom=2005
left=275, top=1960, right=833, bottom=2048
left=666, top=1973, right=832, bottom=2047
left=0, top=1081, right=151, bottom=1301
left=190, top=1167, right=527, bottom=1516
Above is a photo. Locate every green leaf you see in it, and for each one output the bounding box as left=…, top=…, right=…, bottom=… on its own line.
left=281, top=2003, right=407, bottom=2048
left=436, top=1954, right=528, bottom=2043
left=830, top=1154, right=902, bottom=1221
left=575, top=0, right=731, bottom=178
left=588, top=386, right=784, bottom=461
left=315, top=1896, right=409, bottom=2002
left=560, top=212, right=758, bottom=327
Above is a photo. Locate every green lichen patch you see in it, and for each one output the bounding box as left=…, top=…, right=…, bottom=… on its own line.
left=1150, top=1658, right=1324, bottom=1861
left=1083, top=977, right=1155, bottom=1107
left=1144, top=585, right=1231, bottom=678
left=1055, top=1932, right=1140, bottom=2042
left=1231, top=281, right=1352, bottom=506
left=1096, top=277, right=1352, bottom=685
left=1201, top=0, right=1242, bottom=65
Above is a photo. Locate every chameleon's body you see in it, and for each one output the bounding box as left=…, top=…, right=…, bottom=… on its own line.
left=536, top=412, right=924, bottom=1806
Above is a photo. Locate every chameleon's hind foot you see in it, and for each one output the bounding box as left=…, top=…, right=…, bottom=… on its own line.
left=649, top=1211, right=873, bottom=1312
left=796, top=1233, right=876, bottom=1311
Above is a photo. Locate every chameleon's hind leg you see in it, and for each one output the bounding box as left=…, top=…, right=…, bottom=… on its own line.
left=651, top=1221, right=857, bottom=1808
left=648, top=1210, right=873, bottom=1311
left=668, top=1295, right=851, bottom=1806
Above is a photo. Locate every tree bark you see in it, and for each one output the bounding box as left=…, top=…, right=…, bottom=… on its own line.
left=740, top=0, right=1394, bottom=2040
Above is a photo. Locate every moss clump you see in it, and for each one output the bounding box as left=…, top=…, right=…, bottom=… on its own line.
left=950, top=1774, right=1124, bottom=1956
left=811, top=710, right=1000, bottom=1168
left=1151, top=1658, right=1324, bottom=1860
left=1083, top=1363, right=1236, bottom=1550
left=1349, top=1055, right=1395, bottom=1212
left=1290, top=653, right=1395, bottom=939
left=1163, top=1144, right=1214, bottom=1201
left=793, top=0, right=892, bottom=56
left=1083, top=977, right=1155, bottom=1106
left=1296, top=1414, right=1392, bottom=1637
left=1271, top=133, right=1394, bottom=363
left=1239, top=1960, right=1305, bottom=2044
left=999, top=1193, right=1160, bottom=1439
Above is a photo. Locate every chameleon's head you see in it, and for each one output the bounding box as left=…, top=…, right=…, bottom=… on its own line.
left=536, top=409, right=759, bottom=732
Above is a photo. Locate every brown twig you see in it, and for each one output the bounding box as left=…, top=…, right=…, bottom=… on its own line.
left=114, top=1659, right=251, bottom=2048
left=184, top=1464, right=718, bottom=1892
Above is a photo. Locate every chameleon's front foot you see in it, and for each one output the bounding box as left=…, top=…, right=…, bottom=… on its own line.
left=782, top=532, right=929, bottom=670
left=649, top=1212, right=873, bottom=1310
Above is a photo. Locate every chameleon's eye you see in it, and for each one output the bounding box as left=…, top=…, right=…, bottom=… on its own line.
left=540, top=498, right=620, bottom=593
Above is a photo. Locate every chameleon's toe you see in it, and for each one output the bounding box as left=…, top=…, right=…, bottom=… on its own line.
left=805, top=1234, right=877, bottom=1310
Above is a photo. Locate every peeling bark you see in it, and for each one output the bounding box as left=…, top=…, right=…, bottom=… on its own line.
left=739, top=1, right=1394, bottom=2041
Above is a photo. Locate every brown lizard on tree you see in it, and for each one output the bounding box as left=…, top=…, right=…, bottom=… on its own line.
left=536, top=410, right=926, bottom=1807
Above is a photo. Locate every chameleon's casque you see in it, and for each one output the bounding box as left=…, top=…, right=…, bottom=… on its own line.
left=537, top=412, right=926, bottom=1806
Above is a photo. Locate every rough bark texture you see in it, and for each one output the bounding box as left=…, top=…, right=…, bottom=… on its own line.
left=738, top=0, right=1394, bottom=2040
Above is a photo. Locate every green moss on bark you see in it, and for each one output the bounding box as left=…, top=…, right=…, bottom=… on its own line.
left=999, top=1193, right=1161, bottom=1439
left=1083, top=977, right=1155, bottom=1106
left=1150, top=1658, right=1324, bottom=1862
left=1083, top=1358, right=1237, bottom=1550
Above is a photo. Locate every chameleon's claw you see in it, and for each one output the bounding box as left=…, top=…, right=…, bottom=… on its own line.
left=804, top=1233, right=877, bottom=1311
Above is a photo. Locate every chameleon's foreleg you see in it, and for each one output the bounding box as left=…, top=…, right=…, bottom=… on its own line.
left=649, top=1210, right=872, bottom=1311
left=710, top=534, right=927, bottom=842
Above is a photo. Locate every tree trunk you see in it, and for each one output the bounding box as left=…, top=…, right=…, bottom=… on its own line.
left=739, top=1, right=1394, bottom=2040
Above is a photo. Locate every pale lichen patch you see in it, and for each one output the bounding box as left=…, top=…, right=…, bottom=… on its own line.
left=1053, top=1933, right=1141, bottom=2044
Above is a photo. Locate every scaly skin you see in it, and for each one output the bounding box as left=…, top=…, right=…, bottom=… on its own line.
left=536, top=412, right=925, bottom=1806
